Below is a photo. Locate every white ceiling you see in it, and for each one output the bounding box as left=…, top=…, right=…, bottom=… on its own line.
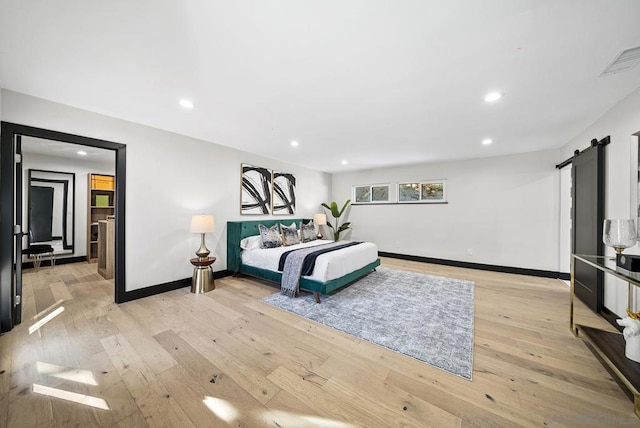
left=1, top=1, right=640, bottom=173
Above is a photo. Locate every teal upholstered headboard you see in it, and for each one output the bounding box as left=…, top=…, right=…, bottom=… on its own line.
left=226, top=219, right=310, bottom=273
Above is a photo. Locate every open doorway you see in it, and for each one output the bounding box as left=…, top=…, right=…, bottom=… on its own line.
left=0, top=122, right=126, bottom=333
left=21, top=137, right=116, bottom=269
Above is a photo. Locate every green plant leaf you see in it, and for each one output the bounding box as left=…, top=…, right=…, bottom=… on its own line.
left=321, top=203, right=331, bottom=211
left=337, top=199, right=351, bottom=217
left=326, top=220, right=335, bottom=230
left=329, top=202, right=340, bottom=218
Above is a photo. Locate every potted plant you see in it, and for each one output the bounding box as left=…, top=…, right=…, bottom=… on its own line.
left=321, top=199, right=351, bottom=241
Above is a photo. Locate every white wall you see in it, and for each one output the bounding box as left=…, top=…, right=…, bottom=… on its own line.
left=1, top=90, right=331, bottom=291
left=558, top=166, right=572, bottom=274
left=331, top=149, right=560, bottom=271
left=559, top=85, right=640, bottom=318
left=22, top=152, right=115, bottom=258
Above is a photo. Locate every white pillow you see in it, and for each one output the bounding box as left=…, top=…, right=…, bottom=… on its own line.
left=240, top=235, right=262, bottom=250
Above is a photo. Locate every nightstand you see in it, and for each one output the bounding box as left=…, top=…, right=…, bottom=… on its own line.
left=190, top=256, right=215, bottom=293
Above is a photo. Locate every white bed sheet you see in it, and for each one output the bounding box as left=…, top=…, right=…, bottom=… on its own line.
left=240, top=239, right=379, bottom=282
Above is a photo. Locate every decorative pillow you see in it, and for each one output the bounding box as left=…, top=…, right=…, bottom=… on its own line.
left=280, top=222, right=300, bottom=246
left=258, top=224, right=282, bottom=248
left=300, top=221, right=316, bottom=243
left=240, top=235, right=262, bottom=250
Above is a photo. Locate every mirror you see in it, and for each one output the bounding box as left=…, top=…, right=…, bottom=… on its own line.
left=636, top=136, right=640, bottom=239
left=632, top=135, right=640, bottom=240
left=28, top=169, right=75, bottom=254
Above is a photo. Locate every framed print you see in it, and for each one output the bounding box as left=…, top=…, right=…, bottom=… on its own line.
left=241, top=164, right=272, bottom=214
left=398, top=180, right=447, bottom=203
left=353, top=184, right=390, bottom=204
left=272, top=171, right=296, bottom=215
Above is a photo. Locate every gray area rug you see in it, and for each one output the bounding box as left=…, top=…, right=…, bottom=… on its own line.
left=263, top=267, right=475, bottom=380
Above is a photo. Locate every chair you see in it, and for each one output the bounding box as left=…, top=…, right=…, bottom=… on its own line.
left=24, top=230, right=55, bottom=271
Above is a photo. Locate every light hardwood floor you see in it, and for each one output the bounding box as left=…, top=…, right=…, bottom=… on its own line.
left=0, top=258, right=637, bottom=427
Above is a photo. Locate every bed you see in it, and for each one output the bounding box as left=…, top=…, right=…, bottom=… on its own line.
left=227, top=219, right=380, bottom=302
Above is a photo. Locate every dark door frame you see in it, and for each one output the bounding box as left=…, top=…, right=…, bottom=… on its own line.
left=571, top=136, right=608, bottom=316
left=1, top=122, right=127, bottom=332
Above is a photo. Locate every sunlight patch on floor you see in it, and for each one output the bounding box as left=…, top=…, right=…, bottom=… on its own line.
left=203, top=396, right=238, bottom=423
left=33, top=384, right=110, bottom=410
left=32, top=299, right=65, bottom=320
left=36, top=361, right=98, bottom=386
left=29, top=306, right=65, bottom=334
left=261, top=410, right=357, bottom=427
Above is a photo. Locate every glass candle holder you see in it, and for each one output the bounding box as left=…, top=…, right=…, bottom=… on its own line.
left=603, top=219, right=637, bottom=253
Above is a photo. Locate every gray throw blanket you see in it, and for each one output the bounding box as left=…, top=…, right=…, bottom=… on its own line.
left=281, top=241, right=351, bottom=297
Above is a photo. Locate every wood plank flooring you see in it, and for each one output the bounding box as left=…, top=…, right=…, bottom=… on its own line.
left=0, top=258, right=637, bottom=427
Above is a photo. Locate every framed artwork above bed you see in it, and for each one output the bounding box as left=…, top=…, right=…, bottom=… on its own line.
left=241, top=164, right=272, bottom=215
left=272, top=171, right=296, bottom=215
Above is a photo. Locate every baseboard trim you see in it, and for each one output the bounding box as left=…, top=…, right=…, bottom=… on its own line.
left=601, top=307, right=623, bottom=332
left=119, top=269, right=233, bottom=303
left=558, top=272, right=570, bottom=280
left=22, top=255, right=86, bottom=269
left=378, top=251, right=566, bottom=279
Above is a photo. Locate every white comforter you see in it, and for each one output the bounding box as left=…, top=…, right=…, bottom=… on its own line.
left=241, top=239, right=379, bottom=282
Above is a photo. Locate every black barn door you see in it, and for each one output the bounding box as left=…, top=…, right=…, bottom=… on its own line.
left=571, top=137, right=607, bottom=313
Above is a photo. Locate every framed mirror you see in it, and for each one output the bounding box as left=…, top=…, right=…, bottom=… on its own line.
left=632, top=134, right=640, bottom=240
left=28, top=169, right=75, bottom=254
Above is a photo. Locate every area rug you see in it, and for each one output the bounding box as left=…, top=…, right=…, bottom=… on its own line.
left=263, top=267, right=475, bottom=380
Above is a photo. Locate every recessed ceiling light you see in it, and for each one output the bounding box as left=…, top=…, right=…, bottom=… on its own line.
left=179, top=99, right=194, bottom=109
left=77, top=150, right=88, bottom=156
left=341, top=160, right=348, bottom=165
left=290, top=140, right=299, bottom=147
left=482, top=138, right=493, bottom=145
left=484, top=92, right=502, bottom=103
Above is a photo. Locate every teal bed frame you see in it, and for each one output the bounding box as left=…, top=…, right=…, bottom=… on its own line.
left=227, top=219, right=380, bottom=302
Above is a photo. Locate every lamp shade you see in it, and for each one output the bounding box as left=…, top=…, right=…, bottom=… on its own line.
left=190, top=215, right=215, bottom=233
left=313, top=213, right=327, bottom=226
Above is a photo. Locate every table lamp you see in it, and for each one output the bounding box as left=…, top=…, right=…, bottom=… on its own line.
left=313, top=213, right=327, bottom=239
left=191, top=214, right=215, bottom=259
left=603, top=219, right=636, bottom=254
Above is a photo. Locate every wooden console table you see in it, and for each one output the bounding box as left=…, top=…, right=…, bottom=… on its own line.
left=570, top=254, right=640, bottom=417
